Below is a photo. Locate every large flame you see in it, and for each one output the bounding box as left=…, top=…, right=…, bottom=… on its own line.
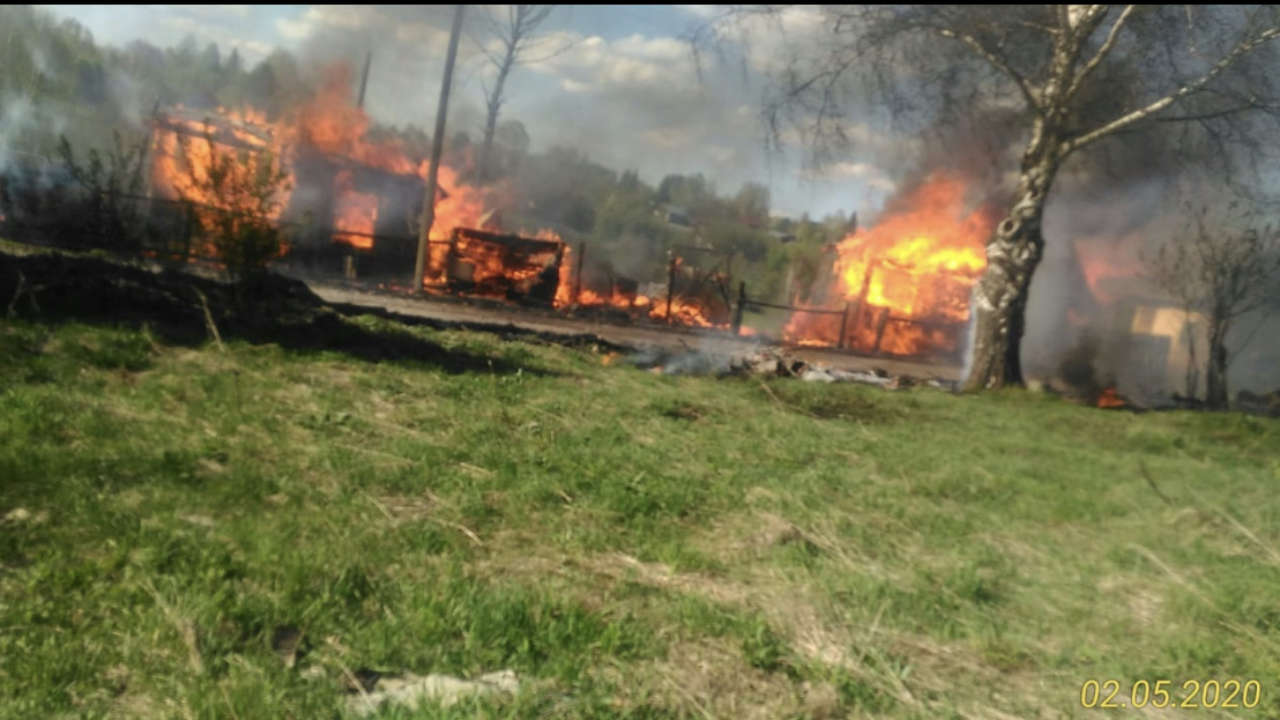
left=1076, top=238, right=1145, bottom=305
left=331, top=169, right=378, bottom=250
left=784, top=173, right=995, bottom=357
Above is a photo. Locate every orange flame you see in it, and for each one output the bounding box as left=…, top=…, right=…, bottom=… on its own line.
left=1076, top=240, right=1144, bottom=305
left=649, top=297, right=715, bottom=327
left=784, top=173, right=995, bottom=356
left=149, top=106, right=295, bottom=259
left=1096, top=387, right=1126, bottom=409
left=331, top=169, right=378, bottom=250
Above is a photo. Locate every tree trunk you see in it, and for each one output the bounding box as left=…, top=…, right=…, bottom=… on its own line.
left=962, top=157, right=1057, bottom=391
left=1183, top=313, right=1200, bottom=399
left=1205, top=319, right=1229, bottom=409
left=479, top=52, right=515, bottom=183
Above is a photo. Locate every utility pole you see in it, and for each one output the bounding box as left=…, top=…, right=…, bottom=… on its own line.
left=412, top=5, right=465, bottom=293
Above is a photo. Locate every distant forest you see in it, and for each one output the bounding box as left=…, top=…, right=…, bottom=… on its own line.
left=0, top=4, right=857, bottom=301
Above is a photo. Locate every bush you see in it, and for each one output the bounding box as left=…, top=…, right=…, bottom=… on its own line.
left=55, top=131, right=151, bottom=253
left=176, top=130, right=293, bottom=286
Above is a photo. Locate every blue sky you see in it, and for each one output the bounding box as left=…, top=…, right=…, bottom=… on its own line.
left=37, top=4, right=899, bottom=219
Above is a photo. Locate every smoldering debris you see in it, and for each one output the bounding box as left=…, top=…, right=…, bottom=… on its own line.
left=624, top=344, right=959, bottom=391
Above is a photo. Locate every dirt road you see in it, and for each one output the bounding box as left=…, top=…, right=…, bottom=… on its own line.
left=309, top=282, right=965, bottom=381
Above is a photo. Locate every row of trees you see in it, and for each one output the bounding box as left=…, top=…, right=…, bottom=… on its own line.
left=500, top=141, right=845, bottom=297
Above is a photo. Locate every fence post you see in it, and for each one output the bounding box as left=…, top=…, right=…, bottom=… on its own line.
left=849, top=260, right=877, bottom=346
left=871, top=308, right=891, bottom=355
left=838, top=302, right=851, bottom=349
left=665, top=252, right=676, bottom=324
left=181, top=201, right=194, bottom=262
left=573, top=241, right=585, bottom=305
left=444, top=229, right=459, bottom=286
left=732, top=281, right=746, bottom=336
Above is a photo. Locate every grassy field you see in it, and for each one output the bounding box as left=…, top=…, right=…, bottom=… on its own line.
left=2, top=309, right=1279, bottom=719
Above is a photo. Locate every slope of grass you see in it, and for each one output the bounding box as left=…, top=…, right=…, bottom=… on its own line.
left=2, top=314, right=1278, bottom=719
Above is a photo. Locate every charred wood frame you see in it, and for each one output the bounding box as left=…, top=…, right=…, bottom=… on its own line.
left=442, top=227, right=565, bottom=305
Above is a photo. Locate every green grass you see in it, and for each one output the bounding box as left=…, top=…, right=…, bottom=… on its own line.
left=2, top=314, right=1279, bottom=718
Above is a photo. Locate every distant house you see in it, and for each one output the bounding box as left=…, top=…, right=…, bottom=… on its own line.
left=769, top=230, right=797, bottom=244
left=655, top=204, right=691, bottom=228
left=1100, top=297, right=1208, bottom=401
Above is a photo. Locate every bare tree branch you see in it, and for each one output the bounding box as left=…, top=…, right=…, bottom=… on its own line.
left=1064, top=4, right=1136, bottom=101
left=935, top=26, right=1041, bottom=112
left=1064, top=25, right=1280, bottom=154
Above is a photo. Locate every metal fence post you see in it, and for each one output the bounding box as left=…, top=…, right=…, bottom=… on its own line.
left=732, top=281, right=746, bottom=335
left=573, top=241, right=585, bottom=305
left=665, top=253, right=676, bottom=324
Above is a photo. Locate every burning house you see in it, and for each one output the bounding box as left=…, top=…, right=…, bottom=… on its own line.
left=282, top=146, right=438, bottom=278
left=781, top=173, right=995, bottom=362
left=1100, top=300, right=1208, bottom=401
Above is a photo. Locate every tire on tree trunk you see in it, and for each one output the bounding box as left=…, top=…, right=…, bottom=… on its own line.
left=962, top=161, right=1054, bottom=391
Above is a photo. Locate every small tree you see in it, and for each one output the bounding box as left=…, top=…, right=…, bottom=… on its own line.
left=472, top=5, right=570, bottom=183
left=1145, top=203, right=1280, bottom=409
left=57, top=130, right=150, bottom=252
left=176, top=130, right=292, bottom=290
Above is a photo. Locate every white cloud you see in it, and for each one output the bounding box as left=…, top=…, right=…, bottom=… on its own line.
left=171, top=4, right=250, bottom=19
left=796, top=161, right=897, bottom=192
left=275, top=16, right=314, bottom=41
left=707, top=145, right=737, bottom=165
left=525, top=31, right=700, bottom=96
left=679, top=6, right=720, bottom=20
left=277, top=5, right=390, bottom=42
left=613, top=34, right=686, bottom=62
left=866, top=176, right=898, bottom=192
left=641, top=126, right=696, bottom=151
left=158, top=14, right=274, bottom=63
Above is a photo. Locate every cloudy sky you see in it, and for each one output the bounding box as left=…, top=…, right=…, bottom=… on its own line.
left=38, top=4, right=901, bottom=219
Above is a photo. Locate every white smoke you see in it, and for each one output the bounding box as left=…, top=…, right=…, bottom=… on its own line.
left=106, top=68, right=149, bottom=128
left=0, top=94, right=37, bottom=173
